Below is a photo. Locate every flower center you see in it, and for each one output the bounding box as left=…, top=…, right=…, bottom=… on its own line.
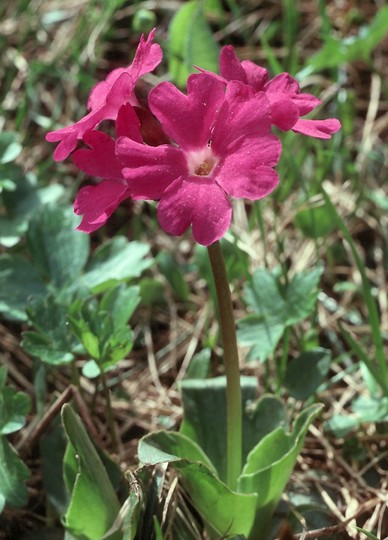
left=187, top=147, right=218, bottom=178
left=195, top=158, right=215, bottom=176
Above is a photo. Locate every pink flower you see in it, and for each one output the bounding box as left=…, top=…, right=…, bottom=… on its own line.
left=116, top=74, right=281, bottom=246
left=45, top=30, right=162, bottom=161
left=209, top=46, right=341, bottom=139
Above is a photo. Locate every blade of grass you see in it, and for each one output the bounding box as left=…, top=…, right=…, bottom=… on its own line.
left=321, top=188, right=387, bottom=390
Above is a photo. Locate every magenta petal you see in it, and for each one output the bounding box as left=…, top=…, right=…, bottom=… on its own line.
left=292, top=92, right=321, bottom=115
left=74, top=180, right=129, bottom=232
left=117, top=137, right=186, bottom=199
left=271, top=100, right=300, bottom=131
left=72, top=131, right=125, bottom=180
left=115, top=103, right=142, bottom=141
left=157, top=177, right=232, bottom=246
left=219, top=46, right=268, bottom=91
left=240, top=60, right=268, bottom=91
left=219, top=46, right=249, bottom=83
left=264, top=73, right=300, bottom=97
left=129, top=28, right=163, bottom=80
left=212, top=83, right=271, bottom=154
left=149, top=74, right=225, bottom=150
left=87, top=29, right=162, bottom=111
left=46, top=105, right=109, bottom=161
left=292, top=118, right=341, bottom=139
left=216, top=135, right=281, bottom=199
left=264, top=73, right=321, bottom=116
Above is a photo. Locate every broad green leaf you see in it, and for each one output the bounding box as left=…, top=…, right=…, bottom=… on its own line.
left=68, top=289, right=135, bottom=368
left=99, top=285, right=140, bottom=329
left=81, top=359, right=101, bottom=379
left=0, top=438, right=30, bottom=511
left=22, top=295, right=78, bottom=365
left=0, top=254, right=47, bottom=321
left=283, top=268, right=323, bottom=325
left=0, top=367, right=31, bottom=435
left=40, top=418, right=69, bottom=515
left=238, top=404, right=322, bottom=539
left=81, top=237, right=152, bottom=293
left=237, top=313, right=285, bottom=362
left=168, top=0, right=220, bottom=88
left=138, top=434, right=258, bottom=538
left=244, top=395, right=289, bottom=456
left=22, top=331, right=74, bottom=365
left=61, top=404, right=121, bottom=540
left=237, top=267, right=322, bottom=361
left=185, top=348, right=211, bottom=379
left=180, top=376, right=258, bottom=481
left=284, top=348, right=331, bottom=400
left=139, top=431, right=216, bottom=472
left=174, top=461, right=257, bottom=537
left=27, top=206, right=89, bottom=289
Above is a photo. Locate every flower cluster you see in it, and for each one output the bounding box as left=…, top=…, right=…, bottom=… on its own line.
left=46, top=30, right=341, bottom=246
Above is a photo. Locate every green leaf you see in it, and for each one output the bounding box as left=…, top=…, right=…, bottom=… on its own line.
left=0, top=254, right=47, bottom=320
left=168, top=0, right=220, bottom=88
left=180, top=376, right=258, bottom=482
left=61, top=404, right=121, bottom=540
left=244, top=395, right=289, bottom=456
left=139, top=431, right=216, bottom=471
left=40, top=418, right=69, bottom=515
left=179, top=379, right=288, bottom=484
left=173, top=461, right=257, bottom=537
left=284, top=348, right=331, bottom=400
left=185, top=348, right=211, bottom=379
left=22, top=294, right=78, bottom=365
left=22, top=331, right=74, bottom=365
left=238, top=404, right=323, bottom=539
left=27, top=206, right=89, bottom=289
left=0, top=380, right=31, bottom=436
left=81, top=237, right=152, bottom=293
left=0, top=437, right=30, bottom=512
left=99, top=285, right=140, bottom=329
left=237, top=267, right=322, bottom=361
left=138, top=433, right=258, bottom=538
left=81, top=359, right=101, bottom=379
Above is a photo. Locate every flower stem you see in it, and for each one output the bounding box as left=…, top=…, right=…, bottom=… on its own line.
left=99, top=369, right=118, bottom=453
left=207, top=241, right=242, bottom=490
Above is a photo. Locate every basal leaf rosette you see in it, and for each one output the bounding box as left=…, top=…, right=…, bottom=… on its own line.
left=138, top=404, right=322, bottom=539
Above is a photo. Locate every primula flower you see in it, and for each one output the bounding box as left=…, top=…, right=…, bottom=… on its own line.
left=45, top=30, right=162, bottom=161
left=206, top=46, right=341, bottom=139
left=46, top=31, right=341, bottom=246
left=116, top=74, right=281, bottom=245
